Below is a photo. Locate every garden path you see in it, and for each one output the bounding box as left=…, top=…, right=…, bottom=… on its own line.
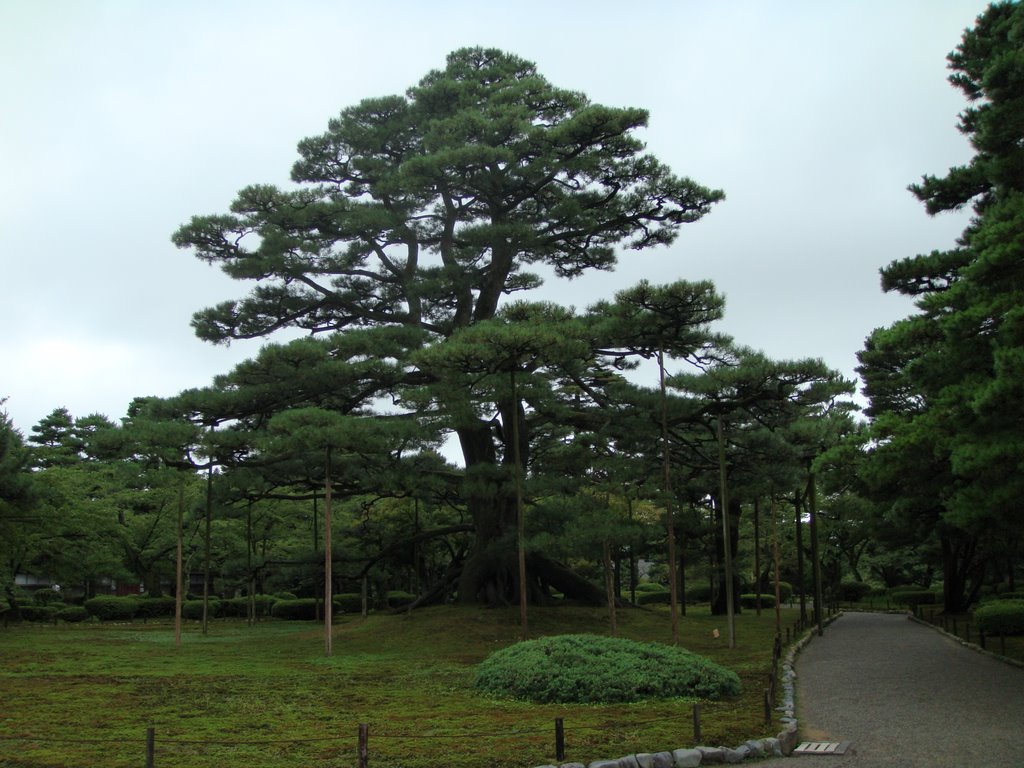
left=757, top=612, right=1024, bottom=767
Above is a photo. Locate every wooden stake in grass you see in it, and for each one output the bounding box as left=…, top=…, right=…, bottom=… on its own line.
left=771, top=495, right=782, bottom=638
left=324, top=446, right=333, bottom=657
left=603, top=539, right=617, bottom=637
left=717, top=414, right=736, bottom=649
left=659, top=347, right=681, bottom=646
left=176, top=483, right=184, bottom=648
left=511, top=368, right=528, bottom=641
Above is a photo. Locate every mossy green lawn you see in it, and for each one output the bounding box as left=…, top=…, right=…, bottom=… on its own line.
left=0, top=605, right=794, bottom=768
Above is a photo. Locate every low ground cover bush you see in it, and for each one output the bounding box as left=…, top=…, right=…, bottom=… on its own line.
left=974, top=600, right=1024, bottom=637
left=475, top=633, right=741, bottom=704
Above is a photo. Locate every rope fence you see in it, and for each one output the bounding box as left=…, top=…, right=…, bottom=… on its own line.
left=1, top=625, right=801, bottom=766
left=0, top=704, right=719, bottom=768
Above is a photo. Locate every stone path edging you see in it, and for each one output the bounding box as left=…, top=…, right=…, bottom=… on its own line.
left=908, top=613, right=1024, bottom=671
left=531, top=614, right=845, bottom=768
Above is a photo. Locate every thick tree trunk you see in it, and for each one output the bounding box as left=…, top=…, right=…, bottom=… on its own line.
left=940, top=530, right=985, bottom=613
left=455, top=418, right=603, bottom=606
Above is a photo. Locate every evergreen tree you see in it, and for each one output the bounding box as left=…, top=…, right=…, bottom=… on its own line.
left=172, top=48, right=723, bottom=604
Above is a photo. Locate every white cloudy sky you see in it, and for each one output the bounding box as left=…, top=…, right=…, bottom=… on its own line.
left=1, top=0, right=988, bottom=436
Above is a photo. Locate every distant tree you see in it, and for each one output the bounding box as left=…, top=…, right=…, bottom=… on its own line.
left=858, top=1, right=1024, bottom=610
left=172, top=47, right=723, bottom=605
left=0, top=403, right=36, bottom=617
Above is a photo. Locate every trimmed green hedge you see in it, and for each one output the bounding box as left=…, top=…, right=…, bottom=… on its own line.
left=975, top=600, right=1024, bottom=637
left=84, top=596, right=139, bottom=621
left=336, top=593, right=363, bottom=613
left=20, top=605, right=59, bottom=622
left=635, top=582, right=667, bottom=593
left=685, top=584, right=711, bottom=604
left=182, top=600, right=224, bottom=620
left=890, top=590, right=936, bottom=608
left=220, top=596, right=277, bottom=618
left=475, top=634, right=741, bottom=704
left=32, top=589, right=64, bottom=606
left=271, top=598, right=319, bottom=621
left=739, top=593, right=775, bottom=609
left=837, top=581, right=873, bottom=602
left=135, top=596, right=177, bottom=619
left=58, top=606, right=91, bottom=623
left=386, top=591, right=415, bottom=609
left=636, top=590, right=671, bottom=606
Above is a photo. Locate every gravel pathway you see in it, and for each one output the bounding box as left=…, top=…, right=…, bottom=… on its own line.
left=758, top=612, right=1024, bottom=767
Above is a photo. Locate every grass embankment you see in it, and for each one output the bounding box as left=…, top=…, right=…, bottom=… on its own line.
left=0, top=604, right=793, bottom=768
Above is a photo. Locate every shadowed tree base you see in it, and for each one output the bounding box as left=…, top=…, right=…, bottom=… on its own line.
left=458, top=551, right=605, bottom=607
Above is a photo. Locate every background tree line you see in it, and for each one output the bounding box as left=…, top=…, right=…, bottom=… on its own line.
left=2, top=3, right=1022, bottom=623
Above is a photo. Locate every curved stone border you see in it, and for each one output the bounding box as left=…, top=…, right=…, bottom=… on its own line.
left=532, top=613, right=845, bottom=768
left=908, top=613, right=1024, bottom=671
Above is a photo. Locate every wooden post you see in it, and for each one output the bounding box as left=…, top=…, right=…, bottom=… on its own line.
left=358, top=723, right=369, bottom=768
left=771, top=496, right=782, bottom=638
left=717, top=415, right=736, bottom=649
left=175, top=486, right=183, bottom=648
left=692, top=703, right=701, bottom=742
left=555, top=717, right=565, bottom=761
left=658, top=348, right=681, bottom=646
left=146, top=727, right=155, bottom=768
left=324, top=447, right=333, bottom=657
left=510, top=368, right=528, bottom=641
left=807, top=469, right=824, bottom=638
left=763, top=688, right=771, bottom=724
left=753, top=498, right=762, bottom=616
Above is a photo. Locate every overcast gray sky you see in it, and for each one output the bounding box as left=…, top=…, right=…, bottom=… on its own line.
left=1, top=1, right=988, bottom=436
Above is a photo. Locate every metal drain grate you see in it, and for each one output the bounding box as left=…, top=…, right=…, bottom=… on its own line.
left=793, top=741, right=852, bottom=756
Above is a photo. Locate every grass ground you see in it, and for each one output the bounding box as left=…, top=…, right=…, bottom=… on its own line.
left=0, top=604, right=794, bottom=768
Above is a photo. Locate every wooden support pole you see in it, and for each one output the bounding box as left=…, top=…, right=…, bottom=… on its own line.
left=555, top=717, right=565, bottom=762
left=693, top=703, right=701, bottom=742
left=358, top=723, right=369, bottom=768
left=146, top=727, right=155, bottom=768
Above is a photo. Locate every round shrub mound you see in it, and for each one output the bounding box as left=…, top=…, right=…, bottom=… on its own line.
left=975, top=600, right=1024, bottom=637
left=474, top=634, right=741, bottom=704
left=739, top=593, right=775, bottom=609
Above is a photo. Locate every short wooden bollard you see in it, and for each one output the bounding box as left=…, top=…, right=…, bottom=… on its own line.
left=979, top=630, right=986, bottom=650
left=763, top=688, right=771, bottom=724
left=692, top=703, right=701, bottom=742
left=785, top=627, right=790, bottom=643
left=555, top=718, right=565, bottom=762
left=146, top=727, right=155, bottom=768
left=359, top=723, right=369, bottom=768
